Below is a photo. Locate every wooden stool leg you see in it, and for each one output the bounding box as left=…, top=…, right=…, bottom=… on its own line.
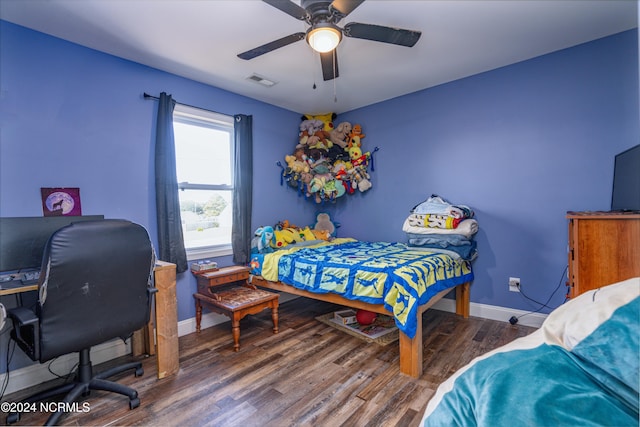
left=271, top=304, right=279, bottom=334
left=195, top=298, right=203, bottom=333
left=231, top=315, right=241, bottom=352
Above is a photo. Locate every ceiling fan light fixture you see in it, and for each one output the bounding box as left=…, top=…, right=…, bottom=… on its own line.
left=306, top=23, right=342, bottom=53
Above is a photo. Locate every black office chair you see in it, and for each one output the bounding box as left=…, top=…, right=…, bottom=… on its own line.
left=6, top=219, right=157, bottom=425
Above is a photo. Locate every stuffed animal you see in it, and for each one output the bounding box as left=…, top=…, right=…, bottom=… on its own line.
left=299, top=226, right=317, bottom=241
left=276, top=219, right=298, bottom=230
left=309, top=175, right=327, bottom=194
left=313, top=213, right=336, bottom=237
left=347, top=124, right=365, bottom=148
left=329, top=122, right=352, bottom=148
left=348, top=145, right=369, bottom=168
left=301, top=114, right=334, bottom=151
left=311, top=229, right=331, bottom=241
left=285, top=154, right=309, bottom=173
left=333, top=161, right=354, bottom=194
left=272, top=228, right=298, bottom=249
left=298, top=119, right=324, bottom=148
left=305, top=149, right=331, bottom=174
left=304, top=113, right=336, bottom=132
left=323, top=178, right=345, bottom=200
left=351, top=167, right=372, bottom=192
left=250, top=226, right=275, bottom=254
left=300, top=172, right=313, bottom=187
left=283, top=227, right=303, bottom=243
left=307, top=136, right=333, bottom=151
left=294, top=147, right=306, bottom=161
left=287, top=116, right=372, bottom=203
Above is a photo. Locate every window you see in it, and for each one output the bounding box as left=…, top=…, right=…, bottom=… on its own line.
left=173, top=104, right=234, bottom=259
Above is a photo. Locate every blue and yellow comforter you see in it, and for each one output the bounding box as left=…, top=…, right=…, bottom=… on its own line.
left=250, top=239, right=473, bottom=338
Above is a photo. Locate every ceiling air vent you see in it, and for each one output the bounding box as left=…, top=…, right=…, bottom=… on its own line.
left=246, top=73, right=277, bottom=87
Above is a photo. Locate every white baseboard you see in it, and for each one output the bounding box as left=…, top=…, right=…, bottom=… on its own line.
left=2, top=294, right=543, bottom=396
left=431, top=298, right=547, bottom=328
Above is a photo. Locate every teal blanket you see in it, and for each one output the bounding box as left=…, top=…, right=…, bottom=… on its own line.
left=274, top=241, right=473, bottom=338
left=422, top=278, right=640, bottom=427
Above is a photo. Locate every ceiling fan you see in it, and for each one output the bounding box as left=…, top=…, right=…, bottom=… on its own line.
left=237, top=0, right=422, bottom=81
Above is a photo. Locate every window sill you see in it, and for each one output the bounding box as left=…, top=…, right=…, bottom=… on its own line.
left=186, top=246, right=233, bottom=261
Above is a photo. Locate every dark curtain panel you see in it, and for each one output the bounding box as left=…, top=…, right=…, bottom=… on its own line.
left=232, top=114, right=253, bottom=265
left=155, top=92, right=188, bottom=273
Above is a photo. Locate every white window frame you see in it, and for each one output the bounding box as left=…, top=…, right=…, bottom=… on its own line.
left=173, top=104, right=235, bottom=260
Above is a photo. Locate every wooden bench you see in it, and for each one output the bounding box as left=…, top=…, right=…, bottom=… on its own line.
left=193, top=266, right=279, bottom=351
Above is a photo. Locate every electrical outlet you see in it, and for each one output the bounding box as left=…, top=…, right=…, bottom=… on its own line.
left=509, top=277, right=520, bottom=292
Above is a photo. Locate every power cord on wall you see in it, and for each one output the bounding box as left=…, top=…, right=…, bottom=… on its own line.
left=0, top=328, right=16, bottom=401
left=509, top=265, right=568, bottom=325
left=47, top=358, right=78, bottom=383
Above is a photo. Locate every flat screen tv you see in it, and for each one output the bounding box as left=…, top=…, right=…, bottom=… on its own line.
left=611, top=144, right=640, bottom=211
left=0, top=215, right=104, bottom=272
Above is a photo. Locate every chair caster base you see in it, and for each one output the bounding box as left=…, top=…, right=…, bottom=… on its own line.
left=130, top=397, right=140, bottom=410
left=6, top=412, right=20, bottom=425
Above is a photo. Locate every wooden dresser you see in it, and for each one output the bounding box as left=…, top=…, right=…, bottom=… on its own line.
left=566, top=211, right=640, bottom=298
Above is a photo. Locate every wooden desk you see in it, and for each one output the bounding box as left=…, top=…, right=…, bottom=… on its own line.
left=132, top=261, right=179, bottom=379
left=0, top=262, right=179, bottom=380
left=0, top=284, right=38, bottom=297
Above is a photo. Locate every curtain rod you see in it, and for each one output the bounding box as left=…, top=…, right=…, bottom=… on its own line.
left=143, top=92, right=231, bottom=117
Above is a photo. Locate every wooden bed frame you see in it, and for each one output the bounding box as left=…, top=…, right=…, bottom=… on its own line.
left=250, top=275, right=471, bottom=378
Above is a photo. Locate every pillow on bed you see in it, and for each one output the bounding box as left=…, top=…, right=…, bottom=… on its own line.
left=540, top=277, right=639, bottom=396
left=541, top=278, right=638, bottom=349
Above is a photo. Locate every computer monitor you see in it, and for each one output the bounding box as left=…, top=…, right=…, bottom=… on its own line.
left=611, top=144, right=640, bottom=211
left=0, top=215, right=104, bottom=272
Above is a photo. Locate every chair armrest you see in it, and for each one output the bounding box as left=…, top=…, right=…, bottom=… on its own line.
left=7, top=306, right=38, bottom=326
left=7, top=306, right=40, bottom=361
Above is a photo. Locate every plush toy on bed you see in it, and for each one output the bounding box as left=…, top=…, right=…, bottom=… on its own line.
left=250, top=226, right=275, bottom=254
left=311, top=229, right=331, bottom=241
left=313, top=213, right=338, bottom=237
left=273, top=226, right=309, bottom=249
left=300, top=226, right=317, bottom=241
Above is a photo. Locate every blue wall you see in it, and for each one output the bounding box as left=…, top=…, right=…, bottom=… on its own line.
left=1, top=19, right=637, bottom=343
left=336, top=29, right=639, bottom=312
left=0, top=20, right=320, bottom=372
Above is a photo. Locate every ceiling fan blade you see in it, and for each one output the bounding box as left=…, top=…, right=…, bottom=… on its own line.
left=262, top=0, right=308, bottom=20
left=330, top=0, right=365, bottom=17
left=238, top=32, right=306, bottom=60
left=320, top=50, right=339, bottom=81
left=343, top=22, right=421, bottom=47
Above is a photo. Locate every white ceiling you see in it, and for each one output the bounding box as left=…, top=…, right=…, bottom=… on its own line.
left=1, top=0, right=637, bottom=114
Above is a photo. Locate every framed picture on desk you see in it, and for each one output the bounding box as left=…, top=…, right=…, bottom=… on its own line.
left=41, top=187, right=82, bottom=217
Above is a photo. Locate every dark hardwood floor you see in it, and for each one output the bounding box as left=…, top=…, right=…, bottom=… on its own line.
left=3, top=296, right=535, bottom=426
